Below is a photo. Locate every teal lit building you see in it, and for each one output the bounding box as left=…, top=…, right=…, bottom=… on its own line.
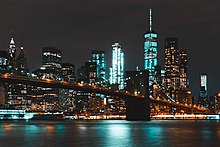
left=110, top=42, right=124, bottom=90
left=91, top=50, right=106, bottom=86
left=144, top=9, right=158, bottom=85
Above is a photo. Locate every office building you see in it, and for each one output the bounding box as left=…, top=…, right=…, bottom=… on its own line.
left=91, top=50, right=106, bottom=86
left=0, top=50, right=8, bottom=74
left=76, top=61, right=104, bottom=114
left=198, top=73, right=208, bottom=108
left=144, top=9, right=158, bottom=86
left=8, top=37, right=16, bottom=72
left=61, top=63, right=75, bottom=82
left=31, top=47, right=62, bottom=111
left=15, top=47, right=29, bottom=75
left=179, top=48, right=189, bottom=90
left=77, top=62, right=97, bottom=85
left=110, top=42, right=125, bottom=90
left=164, top=37, right=179, bottom=100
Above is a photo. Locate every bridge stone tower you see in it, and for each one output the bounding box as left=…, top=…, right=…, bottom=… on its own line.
left=125, top=70, right=150, bottom=121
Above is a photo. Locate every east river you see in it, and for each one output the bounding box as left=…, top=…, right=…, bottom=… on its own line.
left=0, top=120, right=220, bottom=147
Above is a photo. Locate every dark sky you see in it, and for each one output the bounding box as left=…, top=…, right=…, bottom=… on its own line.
left=0, top=0, right=220, bottom=97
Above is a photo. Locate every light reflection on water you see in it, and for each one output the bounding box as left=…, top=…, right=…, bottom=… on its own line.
left=0, top=120, right=219, bottom=147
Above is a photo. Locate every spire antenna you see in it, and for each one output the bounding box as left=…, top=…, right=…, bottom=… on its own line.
left=149, top=8, right=152, bottom=32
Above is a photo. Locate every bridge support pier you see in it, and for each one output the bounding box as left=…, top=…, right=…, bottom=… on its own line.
left=125, top=97, right=150, bottom=121
left=125, top=70, right=150, bottom=121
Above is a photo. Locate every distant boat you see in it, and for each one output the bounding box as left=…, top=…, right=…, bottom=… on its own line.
left=31, top=111, right=65, bottom=120
left=0, top=109, right=35, bottom=120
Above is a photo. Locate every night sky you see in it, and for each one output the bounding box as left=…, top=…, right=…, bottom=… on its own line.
left=0, top=0, right=220, bottom=97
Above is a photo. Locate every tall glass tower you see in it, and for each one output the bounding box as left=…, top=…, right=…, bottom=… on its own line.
left=144, top=9, right=158, bottom=85
left=110, top=42, right=124, bottom=90
left=199, top=73, right=208, bottom=108
left=91, top=50, right=106, bottom=86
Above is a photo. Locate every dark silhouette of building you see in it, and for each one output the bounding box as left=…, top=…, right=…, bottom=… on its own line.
left=15, top=47, right=29, bottom=75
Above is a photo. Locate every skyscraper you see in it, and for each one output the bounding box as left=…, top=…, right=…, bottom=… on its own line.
left=8, top=37, right=16, bottom=72
left=91, top=50, right=106, bottom=86
left=5, top=42, right=31, bottom=110
left=42, top=47, right=61, bottom=66
left=42, top=46, right=62, bottom=80
left=0, top=51, right=8, bottom=74
left=15, top=47, right=29, bottom=75
left=31, top=47, right=62, bottom=111
left=164, top=38, right=179, bottom=99
left=76, top=62, right=97, bottom=85
left=110, top=42, right=124, bottom=90
left=179, top=48, right=189, bottom=90
left=144, top=9, right=158, bottom=85
left=198, top=73, right=208, bottom=108
left=76, top=61, right=103, bottom=114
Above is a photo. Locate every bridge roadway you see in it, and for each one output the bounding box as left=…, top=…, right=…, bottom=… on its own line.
left=0, top=74, right=206, bottom=112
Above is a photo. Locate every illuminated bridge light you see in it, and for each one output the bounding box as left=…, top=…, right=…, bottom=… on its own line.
left=3, top=74, right=10, bottom=78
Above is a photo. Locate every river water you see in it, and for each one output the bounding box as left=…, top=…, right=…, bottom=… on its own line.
left=0, top=120, right=220, bottom=147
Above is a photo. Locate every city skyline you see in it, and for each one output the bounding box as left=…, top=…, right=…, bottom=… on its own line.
left=0, top=0, right=220, bottom=96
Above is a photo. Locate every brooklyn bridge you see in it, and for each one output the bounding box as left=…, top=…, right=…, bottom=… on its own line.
left=0, top=74, right=206, bottom=121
